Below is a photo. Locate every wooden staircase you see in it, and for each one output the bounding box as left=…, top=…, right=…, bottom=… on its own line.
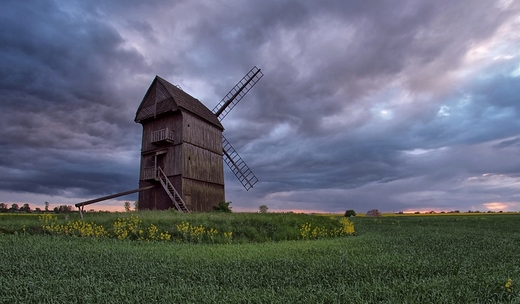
left=157, top=167, right=190, bottom=213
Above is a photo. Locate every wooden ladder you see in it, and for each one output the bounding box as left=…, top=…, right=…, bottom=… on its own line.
left=157, top=167, right=190, bottom=213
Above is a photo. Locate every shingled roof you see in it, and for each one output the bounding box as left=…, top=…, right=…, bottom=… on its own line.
left=135, top=76, right=223, bottom=130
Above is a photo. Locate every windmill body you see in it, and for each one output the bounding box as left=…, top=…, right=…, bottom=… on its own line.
left=135, top=76, right=225, bottom=211
left=134, top=67, right=262, bottom=212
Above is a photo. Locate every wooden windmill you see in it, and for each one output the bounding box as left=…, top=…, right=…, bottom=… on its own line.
left=134, top=66, right=263, bottom=212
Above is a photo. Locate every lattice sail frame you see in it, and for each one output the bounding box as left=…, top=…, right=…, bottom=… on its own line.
left=212, top=66, right=263, bottom=190
left=222, top=135, right=258, bottom=190
left=213, top=66, right=263, bottom=120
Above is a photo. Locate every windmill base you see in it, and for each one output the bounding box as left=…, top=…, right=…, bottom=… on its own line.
left=137, top=178, right=224, bottom=212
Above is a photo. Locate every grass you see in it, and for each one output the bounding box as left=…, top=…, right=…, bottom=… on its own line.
left=1, top=211, right=349, bottom=243
left=0, top=214, right=519, bottom=303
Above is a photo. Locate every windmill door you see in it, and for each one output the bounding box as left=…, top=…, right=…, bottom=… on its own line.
left=155, top=150, right=167, bottom=176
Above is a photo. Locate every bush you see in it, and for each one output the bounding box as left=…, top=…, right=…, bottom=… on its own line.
left=213, top=201, right=232, bottom=213
left=54, top=205, right=73, bottom=213
left=344, top=209, right=356, bottom=217
left=366, top=209, right=381, bottom=217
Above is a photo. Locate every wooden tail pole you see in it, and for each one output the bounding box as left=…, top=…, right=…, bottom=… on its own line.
left=76, top=186, right=155, bottom=219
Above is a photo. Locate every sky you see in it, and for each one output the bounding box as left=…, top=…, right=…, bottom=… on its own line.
left=1, top=0, right=520, bottom=213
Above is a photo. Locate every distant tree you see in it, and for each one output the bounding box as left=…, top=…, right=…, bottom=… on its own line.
left=134, top=201, right=138, bottom=211
left=259, top=205, right=268, bottom=213
left=213, top=201, right=232, bottom=213
left=414, top=211, right=420, bottom=214
left=20, top=203, right=31, bottom=213
left=124, top=201, right=131, bottom=212
left=10, top=203, right=19, bottom=212
left=344, top=209, right=356, bottom=217
left=55, top=205, right=73, bottom=213
left=44, top=201, right=49, bottom=212
left=0, top=203, right=8, bottom=213
left=35, top=207, right=42, bottom=213
left=366, top=209, right=381, bottom=217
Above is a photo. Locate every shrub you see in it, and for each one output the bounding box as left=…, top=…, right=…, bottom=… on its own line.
left=344, top=209, right=356, bottom=217
left=39, top=214, right=109, bottom=238
left=366, top=209, right=381, bottom=217
left=300, top=218, right=355, bottom=240
left=20, top=203, right=31, bottom=213
left=113, top=214, right=142, bottom=240
left=54, top=205, right=73, bottom=213
left=213, top=201, right=232, bottom=213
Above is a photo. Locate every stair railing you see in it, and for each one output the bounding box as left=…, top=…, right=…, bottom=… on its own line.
left=157, top=167, right=189, bottom=212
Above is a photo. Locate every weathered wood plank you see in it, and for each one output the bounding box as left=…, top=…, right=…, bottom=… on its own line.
left=75, top=186, right=156, bottom=208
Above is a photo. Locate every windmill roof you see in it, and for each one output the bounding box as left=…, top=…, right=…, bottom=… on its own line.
left=135, top=76, right=223, bottom=130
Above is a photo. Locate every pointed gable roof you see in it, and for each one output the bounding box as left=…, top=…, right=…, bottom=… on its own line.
left=135, top=76, right=223, bottom=130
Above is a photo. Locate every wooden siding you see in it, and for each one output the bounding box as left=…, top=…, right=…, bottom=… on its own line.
left=139, top=144, right=183, bottom=180
left=183, top=112, right=223, bottom=154
left=139, top=174, right=224, bottom=212
left=156, top=77, right=223, bottom=130
left=139, top=154, right=156, bottom=180
left=138, top=176, right=184, bottom=210
left=138, top=111, right=181, bottom=182
left=183, top=143, right=224, bottom=184
left=135, top=80, right=178, bottom=122
left=182, top=179, right=225, bottom=212
left=162, top=145, right=183, bottom=176
left=140, top=113, right=182, bottom=153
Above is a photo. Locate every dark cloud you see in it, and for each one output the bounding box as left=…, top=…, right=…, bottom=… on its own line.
left=0, top=0, right=145, bottom=199
left=1, top=0, right=519, bottom=212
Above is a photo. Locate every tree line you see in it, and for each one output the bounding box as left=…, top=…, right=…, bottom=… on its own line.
left=0, top=202, right=74, bottom=213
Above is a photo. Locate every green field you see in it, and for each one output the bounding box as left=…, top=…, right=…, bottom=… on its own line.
left=1, top=214, right=519, bottom=303
left=0, top=211, right=353, bottom=243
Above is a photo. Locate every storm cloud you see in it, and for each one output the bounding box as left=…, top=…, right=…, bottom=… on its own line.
left=1, top=0, right=519, bottom=212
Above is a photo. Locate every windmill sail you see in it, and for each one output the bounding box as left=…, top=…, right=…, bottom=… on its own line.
left=212, top=66, right=263, bottom=120
left=212, top=66, right=262, bottom=191
left=222, top=135, right=258, bottom=190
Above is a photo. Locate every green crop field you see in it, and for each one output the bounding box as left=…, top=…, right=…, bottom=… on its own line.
left=0, top=213, right=519, bottom=303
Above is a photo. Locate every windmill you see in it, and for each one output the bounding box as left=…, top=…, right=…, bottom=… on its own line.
left=132, top=66, right=263, bottom=212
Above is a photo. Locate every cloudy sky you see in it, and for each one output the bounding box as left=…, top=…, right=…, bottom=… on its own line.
left=1, top=0, right=520, bottom=213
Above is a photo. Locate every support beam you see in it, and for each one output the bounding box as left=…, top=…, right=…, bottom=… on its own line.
left=76, top=186, right=156, bottom=219
left=75, top=186, right=156, bottom=208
